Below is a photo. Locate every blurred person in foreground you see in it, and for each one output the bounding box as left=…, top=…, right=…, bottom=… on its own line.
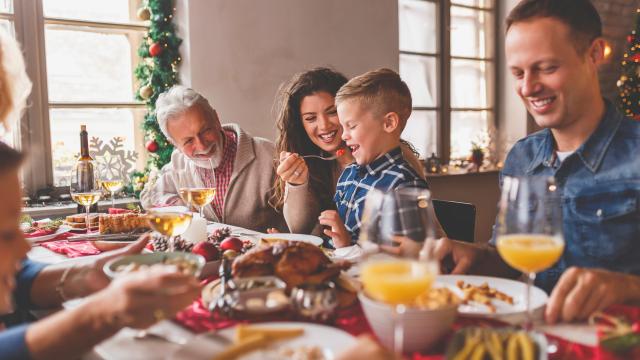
left=0, top=29, right=200, bottom=359
left=434, top=0, right=640, bottom=324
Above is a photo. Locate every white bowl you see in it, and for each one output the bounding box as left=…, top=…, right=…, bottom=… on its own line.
left=358, top=292, right=457, bottom=353
left=104, top=252, right=205, bottom=279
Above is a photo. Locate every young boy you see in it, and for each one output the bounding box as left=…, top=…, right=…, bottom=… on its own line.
left=318, top=68, right=428, bottom=248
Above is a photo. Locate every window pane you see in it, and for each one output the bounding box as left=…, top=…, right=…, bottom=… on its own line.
left=451, top=59, right=493, bottom=109
left=45, top=25, right=143, bottom=103
left=50, top=108, right=145, bottom=186
left=0, top=0, right=13, bottom=13
left=402, top=110, right=437, bottom=159
left=400, top=54, right=438, bottom=108
left=451, top=6, right=493, bottom=58
left=43, top=0, right=144, bottom=24
left=450, top=110, right=491, bottom=159
left=451, top=0, right=493, bottom=8
left=399, top=0, right=437, bottom=54
left=0, top=18, right=13, bottom=35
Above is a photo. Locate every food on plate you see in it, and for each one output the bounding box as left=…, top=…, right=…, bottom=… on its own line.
left=23, top=218, right=64, bottom=235
left=456, top=280, right=514, bottom=313
left=446, top=327, right=539, bottom=360
left=213, top=326, right=305, bottom=360
left=64, top=213, right=99, bottom=231
left=235, top=324, right=304, bottom=342
left=276, top=345, right=326, bottom=360
left=413, top=287, right=461, bottom=310
left=98, top=213, right=150, bottom=234
left=113, top=256, right=200, bottom=276
left=232, top=241, right=354, bottom=307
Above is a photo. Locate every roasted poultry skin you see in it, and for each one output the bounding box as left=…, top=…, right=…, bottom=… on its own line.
left=232, top=241, right=351, bottom=289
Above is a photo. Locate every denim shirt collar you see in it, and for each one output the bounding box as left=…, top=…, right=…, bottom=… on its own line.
left=358, top=146, right=403, bottom=177
left=525, top=99, right=622, bottom=175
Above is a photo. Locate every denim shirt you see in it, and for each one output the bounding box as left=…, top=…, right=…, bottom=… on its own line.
left=496, top=100, right=640, bottom=293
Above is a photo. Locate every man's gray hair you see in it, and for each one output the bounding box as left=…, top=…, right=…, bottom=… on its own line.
left=155, top=85, right=217, bottom=141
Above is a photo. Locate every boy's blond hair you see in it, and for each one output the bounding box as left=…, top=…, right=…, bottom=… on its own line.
left=335, top=68, right=412, bottom=128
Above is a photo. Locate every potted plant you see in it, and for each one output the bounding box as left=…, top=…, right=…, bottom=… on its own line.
left=470, top=142, right=484, bottom=172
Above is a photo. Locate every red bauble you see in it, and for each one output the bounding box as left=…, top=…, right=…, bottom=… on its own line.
left=631, top=53, right=640, bottom=62
left=220, top=237, right=243, bottom=252
left=146, top=139, right=159, bottom=153
left=149, top=42, right=163, bottom=57
left=192, top=242, right=220, bottom=262
left=629, top=35, right=636, bottom=44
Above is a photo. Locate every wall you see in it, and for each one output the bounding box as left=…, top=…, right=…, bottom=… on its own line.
left=591, top=0, right=640, bottom=102
left=177, top=0, right=398, bottom=141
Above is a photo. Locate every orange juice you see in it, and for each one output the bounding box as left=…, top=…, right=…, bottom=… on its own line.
left=361, top=260, right=434, bottom=305
left=497, top=234, right=564, bottom=273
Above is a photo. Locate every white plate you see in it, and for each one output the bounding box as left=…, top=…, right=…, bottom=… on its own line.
left=26, top=225, right=71, bottom=243
left=436, top=274, right=548, bottom=317
left=259, top=233, right=323, bottom=247
left=171, top=322, right=357, bottom=360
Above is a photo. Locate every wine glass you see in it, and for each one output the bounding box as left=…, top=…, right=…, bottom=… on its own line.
left=70, top=159, right=101, bottom=232
left=98, top=160, right=125, bottom=208
left=495, top=176, right=564, bottom=330
left=146, top=206, right=193, bottom=251
left=359, top=187, right=439, bottom=354
left=179, top=160, right=216, bottom=218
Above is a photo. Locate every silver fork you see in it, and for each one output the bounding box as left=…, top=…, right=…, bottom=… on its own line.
left=301, top=154, right=340, bottom=161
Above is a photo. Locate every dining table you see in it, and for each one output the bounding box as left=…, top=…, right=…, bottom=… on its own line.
left=26, top=222, right=626, bottom=360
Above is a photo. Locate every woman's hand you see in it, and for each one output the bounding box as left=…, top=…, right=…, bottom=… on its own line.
left=89, top=266, right=201, bottom=330
left=318, top=210, right=351, bottom=248
left=277, top=151, right=309, bottom=185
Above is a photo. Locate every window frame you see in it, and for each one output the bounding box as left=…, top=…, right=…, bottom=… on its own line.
left=399, top=0, right=499, bottom=163
left=10, top=0, right=147, bottom=195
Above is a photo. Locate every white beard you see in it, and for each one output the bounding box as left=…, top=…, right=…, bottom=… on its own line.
left=188, top=143, right=224, bottom=169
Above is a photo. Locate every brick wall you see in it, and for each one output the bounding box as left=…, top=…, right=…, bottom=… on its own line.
left=592, top=0, right=640, bottom=102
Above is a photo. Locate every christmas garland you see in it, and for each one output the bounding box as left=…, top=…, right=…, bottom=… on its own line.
left=130, top=0, right=182, bottom=196
left=618, top=8, right=640, bottom=121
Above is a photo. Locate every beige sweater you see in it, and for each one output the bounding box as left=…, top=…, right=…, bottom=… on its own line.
left=283, top=145, right=445, bottom=237
left=140, top=123, right=287, bottom=232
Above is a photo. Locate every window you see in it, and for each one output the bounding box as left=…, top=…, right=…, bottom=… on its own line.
left=6, top=0, right=147, bottom=191
left=399, top=0, right=496, bottom=162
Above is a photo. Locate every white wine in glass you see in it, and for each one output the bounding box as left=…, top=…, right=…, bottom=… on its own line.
left=146, top=209, right=193, bottom=250
left=70, top=125, right=101, bottom=232
left=179, top=187, right=216, bottom=217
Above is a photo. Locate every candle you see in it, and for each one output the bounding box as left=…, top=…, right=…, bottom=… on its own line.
left=182, top=214, right=207, bottom=243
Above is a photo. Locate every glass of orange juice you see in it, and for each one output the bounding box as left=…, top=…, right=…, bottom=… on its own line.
left=359, top=187, right=439, bottom=354
left=496, top=176, right=564, bottom=330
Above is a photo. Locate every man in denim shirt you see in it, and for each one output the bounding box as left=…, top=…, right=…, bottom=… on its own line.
left=435, top=0, right=640, bottom=324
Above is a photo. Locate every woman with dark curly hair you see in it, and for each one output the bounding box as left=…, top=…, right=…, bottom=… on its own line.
left=270, top=67, right=435, bottom=237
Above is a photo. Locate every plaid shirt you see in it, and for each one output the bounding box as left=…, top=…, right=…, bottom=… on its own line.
left=333, top=147, right=428, bottom=244
left=195, top=130, right=237, bottom=219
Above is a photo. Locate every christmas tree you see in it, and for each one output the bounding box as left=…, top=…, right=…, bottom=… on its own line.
left=129, top=0, right=182, bottom=196
left=618, top=8, right=640, bottom=121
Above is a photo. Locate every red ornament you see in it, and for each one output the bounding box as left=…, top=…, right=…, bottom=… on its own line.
left=631, top=53, right=640, bottom=62
left=629, top=35, right=635, bottom=44
left=146, top=139, right=159, bottom=153
left=149, top=42, right=163, bottom=57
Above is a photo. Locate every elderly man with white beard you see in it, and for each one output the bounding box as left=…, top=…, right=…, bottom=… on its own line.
left=140, top=85, right=287, bottom=232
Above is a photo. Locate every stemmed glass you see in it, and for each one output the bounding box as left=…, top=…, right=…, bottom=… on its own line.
left=178, top=161, right=216, bottom=218
left=98, top=160, right=124, bottom=208
left=146, top=206, right=193, bottom=251
left=495, top=176, right=564, bottom=330
left=359, top=187, right=439, bottom=354
left=70, top=160, right=101, bottom=232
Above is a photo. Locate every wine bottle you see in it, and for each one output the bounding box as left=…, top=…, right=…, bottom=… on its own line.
left=76, top=125, right=98, bottom=213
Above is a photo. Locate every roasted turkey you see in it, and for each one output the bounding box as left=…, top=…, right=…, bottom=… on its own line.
left=231, top=241, right=351, bottom=290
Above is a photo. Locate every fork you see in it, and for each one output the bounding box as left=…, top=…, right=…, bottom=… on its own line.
left=301, top=148, right=346, bottom=161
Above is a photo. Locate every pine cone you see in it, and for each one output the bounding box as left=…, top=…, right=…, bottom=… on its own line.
left=151, top=235, right=169, bottom=252
left=209, top=226, right=232, bottom=244
left=173, top=236, right=194, bottom=252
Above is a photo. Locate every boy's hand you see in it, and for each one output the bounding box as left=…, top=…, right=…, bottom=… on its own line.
left=318, top=210, right=351, bottom=248
left=277, top=151, right=308, bottom=185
